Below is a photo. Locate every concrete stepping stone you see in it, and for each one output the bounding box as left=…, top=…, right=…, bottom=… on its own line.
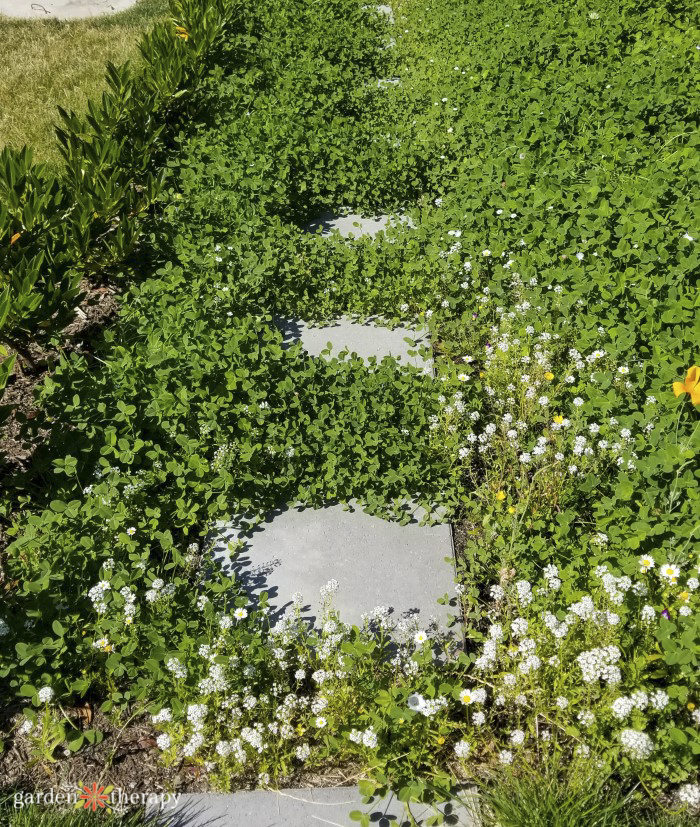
left=303, top=211, right=411, bottom=238
left=0, top=0, right=135, bottom=18
left=376, top=77, right=402, bottom=89
left=375, top=3, right=394, bottom=22
left=211, top=502, right=456, bottom=631
left=148, top=786, right=480, bottom=826
left=275, top=316, right=432, bottom=374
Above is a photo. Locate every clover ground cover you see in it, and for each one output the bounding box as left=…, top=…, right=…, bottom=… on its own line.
left=0, top=0, right=699, bottom=820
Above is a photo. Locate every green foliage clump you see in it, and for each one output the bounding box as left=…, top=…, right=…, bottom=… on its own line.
left=0, top=0, right=699, bottom=817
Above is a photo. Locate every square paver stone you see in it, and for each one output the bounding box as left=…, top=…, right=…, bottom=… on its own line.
left=375, top=3, right=395, bottom=22
left=148, top=787, right=479, bottom=827
left=302, top=211, right=412, bottom=238
left=211, top=503, right=457, bottom=631
left=274, top=316, right=433, bottom=375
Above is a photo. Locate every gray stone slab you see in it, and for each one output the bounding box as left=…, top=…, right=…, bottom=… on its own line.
left=375, top=3, right=394, bottom=22
left=303, top=211, right=412, bottom=238
left=148, top=787, right=479, bottom=826
left=376, top=77, right=402, bottom=89
left=275, top=316, right=432, bottom=374
left=0, top=0, right=136, bottom=18
left=211, top=502, right=457, bottom=632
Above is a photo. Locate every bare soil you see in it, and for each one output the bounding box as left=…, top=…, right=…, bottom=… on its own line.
left=0, top=707, right=366, bottom=796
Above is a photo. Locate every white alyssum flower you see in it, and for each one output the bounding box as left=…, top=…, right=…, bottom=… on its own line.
left=677, top=784, right=700, bottom=809
left=619, top=729, right=654, bottom=760
left=454, top=740, right=471, bottom=758
left=37, top=687, right=55, bottom=704
left=510, top=729, right=525, bottom=746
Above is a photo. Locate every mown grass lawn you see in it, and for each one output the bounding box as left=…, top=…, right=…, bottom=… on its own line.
left=0, top=0, right=168, bottom=164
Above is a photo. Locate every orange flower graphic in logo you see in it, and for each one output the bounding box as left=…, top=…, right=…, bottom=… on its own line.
left=75, top=783, right=113, bottom=812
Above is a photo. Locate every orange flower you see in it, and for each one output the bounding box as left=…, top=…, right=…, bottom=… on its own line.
left=673, top=366, right=700, bottom=405
left=10, top=232, right=21, bottom=245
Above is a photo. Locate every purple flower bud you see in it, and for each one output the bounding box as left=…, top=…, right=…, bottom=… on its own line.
left=661, top=609, right=670, bottom=620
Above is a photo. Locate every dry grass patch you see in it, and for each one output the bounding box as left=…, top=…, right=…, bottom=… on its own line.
left=0, top=0, right=169, bottom=165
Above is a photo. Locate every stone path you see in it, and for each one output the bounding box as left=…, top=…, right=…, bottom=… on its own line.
left=148, top=787, right=479, bottom=827
left=0, top=0, right=136, bottom=19
left=195, top=6, right=474, bottom=824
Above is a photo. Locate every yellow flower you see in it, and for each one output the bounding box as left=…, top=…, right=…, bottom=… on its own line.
left=495, top=490, right=506, bottom=501
left=544, top=372, right=554, bottom=381
left=673, top=366, right=700, bottom=405
left=437, top=736, right=446, bottom=745
left=508, top=506, right=516, bottom=514
left=688, top=703, right=696, bottom=711
left=479, top=371, right=485, bottom=378
left=679, top=591, right=690, bottom=602
left=175, top=25, right=189, bottom=40
left=552, top=415, right=564, bottom=424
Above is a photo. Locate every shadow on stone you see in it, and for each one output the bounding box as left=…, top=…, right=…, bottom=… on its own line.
left=147, top=787, right=480, bottom=827
left=210, top=502, right=456, bottom=632
left=301, top=211, right=413, bottom=238
left=272, top=315, right=432, bottom=375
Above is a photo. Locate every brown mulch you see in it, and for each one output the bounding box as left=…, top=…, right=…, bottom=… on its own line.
left=0, top=280, right=119, bottom=476
left=0, top=707, right=366, bottom=796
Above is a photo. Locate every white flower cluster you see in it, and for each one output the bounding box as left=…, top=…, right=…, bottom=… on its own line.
left=348, top=726, right=378, bottom=748
left=198, top=662, right=230, bottom=695
left=407, top=693, right=448, bottom=717
left=619, top=728, right=654, bottom=760
left=611, top=689, right=669, bottom=719
left=576, top=646, right=622, bottom=685
left=166, top=657, right=187, bottom=680
left=87, top=580, right=111, bottom=614
left=678, top=784, right=700, bottom=811
left=145, top=578, right=176, bottom=603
